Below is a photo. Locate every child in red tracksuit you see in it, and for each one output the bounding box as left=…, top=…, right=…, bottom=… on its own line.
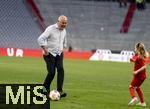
left=128, top=42, right=149, bottom=107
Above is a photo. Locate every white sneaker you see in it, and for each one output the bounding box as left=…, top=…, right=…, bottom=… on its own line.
left=136, top=102, right=146, bottom=107
left=128, top=97, right=138, bottom=106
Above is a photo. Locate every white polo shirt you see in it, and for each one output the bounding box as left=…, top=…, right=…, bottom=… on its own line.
left=38, top=23, right=67, bottom=56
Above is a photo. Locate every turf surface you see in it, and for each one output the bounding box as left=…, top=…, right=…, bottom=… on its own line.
left=0, top=56, right=150, bottom=109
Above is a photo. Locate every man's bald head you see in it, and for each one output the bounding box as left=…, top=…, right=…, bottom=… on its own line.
left=57, top=15, right=68, bottom=30
left=58, top=15, right=68, bottom=22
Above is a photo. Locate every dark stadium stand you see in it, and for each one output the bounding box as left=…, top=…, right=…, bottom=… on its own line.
left=34, top=0, right=150, bottom=51
left=0, top=0, right=150, bottom=52
left=0, top=0, right=42, bottom=49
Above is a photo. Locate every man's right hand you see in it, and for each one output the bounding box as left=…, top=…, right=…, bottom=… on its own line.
left=41, top=46, right=49, bottom=56
left=43, top=49, right=49, bottom=56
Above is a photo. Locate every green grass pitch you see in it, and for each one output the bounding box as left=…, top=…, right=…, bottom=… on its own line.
left=0, top=56, right=150, bottom=109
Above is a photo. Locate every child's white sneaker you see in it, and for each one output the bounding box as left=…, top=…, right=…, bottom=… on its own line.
left=128, top=97, right=138, bottom=106
left=136, top=102, right=146, bottom=107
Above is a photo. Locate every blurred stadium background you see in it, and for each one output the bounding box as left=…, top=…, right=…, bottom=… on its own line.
left=0, top=0, right=150, bottom=109
left=0, top=0, right=150, bottom=52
